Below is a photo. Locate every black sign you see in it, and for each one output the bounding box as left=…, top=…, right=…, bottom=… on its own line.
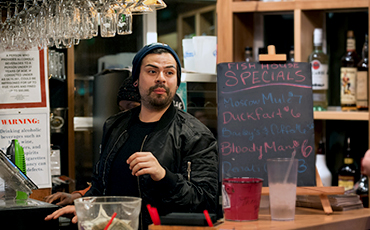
left=217, top=62, right=316, bottom=187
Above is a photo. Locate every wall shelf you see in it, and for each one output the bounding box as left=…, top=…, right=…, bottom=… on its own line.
left=231, top=0, right=368, bottom=13
left=217, top=0, right=370, bottom=124
left=314, top=111, right=369, bottom=120
left=217, top=0, right=370, bottom=182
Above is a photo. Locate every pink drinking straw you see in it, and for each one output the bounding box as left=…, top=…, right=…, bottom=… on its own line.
left=104, top=212, right=117, bottom=230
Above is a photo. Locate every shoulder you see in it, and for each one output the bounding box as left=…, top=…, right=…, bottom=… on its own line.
left=175, top=110, right=214, bottom=136
left=104, top=111, right=128, bottom=127
left=103, top=106, right=139, bottom=129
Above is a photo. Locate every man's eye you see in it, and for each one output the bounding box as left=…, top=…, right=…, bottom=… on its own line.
left=148, top=70, right=156, bottom=74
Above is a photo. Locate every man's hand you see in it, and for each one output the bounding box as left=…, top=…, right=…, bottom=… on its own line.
left=44, top=205, right=78, bottom=224
left=127, top=152, right=166, bottom=181
left=362, top=149, right=370, bottom=176
left=43, top=192, right=82, bottom=206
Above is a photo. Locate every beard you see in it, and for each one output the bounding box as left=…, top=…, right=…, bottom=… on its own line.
left=141, top=84, right=175, bottom=110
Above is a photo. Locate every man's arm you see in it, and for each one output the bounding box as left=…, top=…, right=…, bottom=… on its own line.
left=155, top=131, right=219, bottom=214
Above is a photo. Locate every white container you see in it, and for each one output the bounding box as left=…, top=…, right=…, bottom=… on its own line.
left=316, top=154, right=332, bottom=186
left=193, top=36, right=217, bottom=74
left=182, top=38, right=196, bottom=71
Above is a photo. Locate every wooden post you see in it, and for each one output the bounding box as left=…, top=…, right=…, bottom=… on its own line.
left=259, top=45, right=287, bottom=61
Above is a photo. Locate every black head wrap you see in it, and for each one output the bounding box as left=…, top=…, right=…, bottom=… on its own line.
left=117, top=77, right=140, bottom=104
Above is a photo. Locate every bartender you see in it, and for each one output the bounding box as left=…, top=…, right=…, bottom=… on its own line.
left=45, top=43, right=219, bottom=229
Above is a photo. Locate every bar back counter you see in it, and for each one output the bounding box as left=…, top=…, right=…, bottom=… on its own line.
left=149, top=207, right=370, bottom=230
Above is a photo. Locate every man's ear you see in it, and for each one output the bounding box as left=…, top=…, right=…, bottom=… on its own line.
left=134, top=79, right=138, bottom=87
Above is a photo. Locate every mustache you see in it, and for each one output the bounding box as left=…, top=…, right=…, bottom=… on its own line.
left=148, top=84, right=170, bottom=95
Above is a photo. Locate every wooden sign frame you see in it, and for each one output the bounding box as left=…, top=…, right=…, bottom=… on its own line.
left=259, top=45, right=345, bottom=214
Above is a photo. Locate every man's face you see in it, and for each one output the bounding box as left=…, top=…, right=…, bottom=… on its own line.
left=137, top=53, right=178, bottom=110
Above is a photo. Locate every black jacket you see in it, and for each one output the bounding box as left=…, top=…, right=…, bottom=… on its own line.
left=85, top=103, right=219, bottom=227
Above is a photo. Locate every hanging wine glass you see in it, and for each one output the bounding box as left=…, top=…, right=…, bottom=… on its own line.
left=0, top=4, right=4, bottom=51
left=144, top=0, right=167, bottom=10
left=27, top=0, right=42, bottom=47
left=100, top=0, right=116, bottom=37
left=9, top=0, right=21, bottom=50
left=54, top=0, right=63, bottom=49
left=36, top=0, right=50, bottom=50
left=46, top=0, right=58, bottom=47
left=71, top=0, right=83, bottom=40
left=78, top=0, right=97, bottom=39
left=15, top=0, right=32, bottom=50
left=74, top=0, right=92, bottom=41
left=130, top=0, right=153, bottom=15
left=3, top=1, right=15, bottom=51
left=56, top=0, right=73, bottom=49
left=84, top=0, right=99, bottom=37
left=116, top=2, right=133, bottom=35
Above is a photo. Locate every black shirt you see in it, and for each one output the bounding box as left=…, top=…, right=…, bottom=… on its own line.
left=106, top=116, right=158, bottom=196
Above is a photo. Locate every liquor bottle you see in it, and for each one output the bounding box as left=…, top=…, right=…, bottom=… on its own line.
left=356, top=34, right=369, bottom=110
left=355, top=158, right=369, bottom=208
left=340, top=30, right=360, bottom=111
left=315, top=140, right=332, bottom=186
left=308, top=28, right=329, bottom=111
left=338, top=137, right=359, bottom=191
left=245, top=46, right=254, bottom=62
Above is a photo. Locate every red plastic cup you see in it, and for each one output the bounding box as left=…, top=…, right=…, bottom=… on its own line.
left=223, top=177, right=263, bottom=221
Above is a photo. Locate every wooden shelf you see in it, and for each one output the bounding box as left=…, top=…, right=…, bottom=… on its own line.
left=218, top=0, right=370, bottom=149
left=314, top=111, right=369, bottom=121
left=177, top=5, right=216, bottom=64
left=231, top=0, right=368, bottom=12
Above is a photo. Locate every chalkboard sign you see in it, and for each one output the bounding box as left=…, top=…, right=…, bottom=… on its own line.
left=217, top=62, right=316, bottom=187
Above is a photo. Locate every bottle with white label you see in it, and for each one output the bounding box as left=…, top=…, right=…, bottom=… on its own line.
left=341, top=30, right=360, bottom=111
left=356, top=34, right=368, bottom=110
left=308, top=28, right=329, bottom=111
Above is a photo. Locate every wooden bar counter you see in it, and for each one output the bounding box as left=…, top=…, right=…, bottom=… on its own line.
left=149, top=207, right=370, bottom=230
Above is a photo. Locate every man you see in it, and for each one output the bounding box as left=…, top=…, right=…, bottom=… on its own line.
left=43, top=76, right=141, bottom=206
left=45, top=43, right=219, bottom=229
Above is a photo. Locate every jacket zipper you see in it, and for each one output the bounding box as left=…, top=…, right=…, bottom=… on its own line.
left=102, top=130, right=127, bottom=194
left=138, top=135, right=148, bottom=230
left=187, top=161, right=191, bottom=181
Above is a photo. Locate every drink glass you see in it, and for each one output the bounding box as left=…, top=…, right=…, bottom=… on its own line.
left=100, top=3, right=116, bottom=37
left=116, top=6, right=133, bottom=35
left=267, top=158, right=298, bottom=221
